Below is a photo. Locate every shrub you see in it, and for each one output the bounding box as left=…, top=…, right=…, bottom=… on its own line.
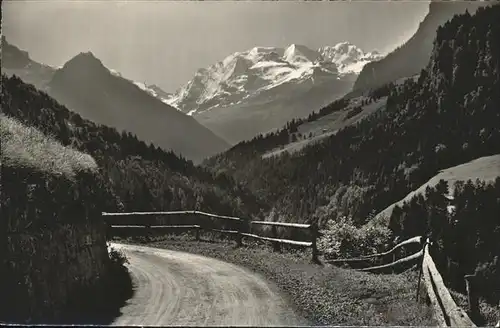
left=318, top=216, right=392, bottom=260
left=108, top=246, right=129, bottom=267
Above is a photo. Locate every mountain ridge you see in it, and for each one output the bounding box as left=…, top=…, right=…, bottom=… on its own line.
left=1, top=36, right=56, bottom=90
left=47, top=51, right=230, bottom=162
left=1, top=40, right=230, bottom=163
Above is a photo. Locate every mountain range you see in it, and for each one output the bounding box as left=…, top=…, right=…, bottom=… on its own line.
left=2, top=0, right=492, bottom=157
left=1, top=37, right=229, bottom=163
left=166, top=42, right=382, bottom=144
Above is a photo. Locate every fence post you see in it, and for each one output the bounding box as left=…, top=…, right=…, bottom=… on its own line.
left=145, top=222, right=152, bottom=242
left=195, top=226, right=200, bottom=241
left=464, top=273, right=479, bottom=321
left=496, top=301, right=500, bottom=328
left=103, top=213, right=111, bottom=240
left=235, top=220, right=243, bottom=248
left=392, top=252, right=396, bottom=274
left=310, top=221, right=320, bottom=264
left=271, top=225, right=281, bottom=252
left=416, top=237, right=427, bottom=302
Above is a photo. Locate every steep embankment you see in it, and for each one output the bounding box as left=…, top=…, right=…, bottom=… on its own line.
left=353, top=1, right=489, bottom=93
left=1, top=114, right=131, bottom=324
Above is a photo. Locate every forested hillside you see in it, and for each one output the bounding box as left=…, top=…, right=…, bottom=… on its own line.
left=206, top=5, right=500, bottom=227
left=1, top=75, right=264, bottom=218
left=389, top=178, right=499, bottom=305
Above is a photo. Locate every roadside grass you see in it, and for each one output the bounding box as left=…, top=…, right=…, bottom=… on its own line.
left=113, top=234, right=436, bottom=326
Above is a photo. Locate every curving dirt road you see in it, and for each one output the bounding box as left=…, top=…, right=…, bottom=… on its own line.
left=109, top=243, right=306, bottom=326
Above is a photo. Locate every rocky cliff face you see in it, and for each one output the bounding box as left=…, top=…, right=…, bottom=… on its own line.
left=1, top=36, right=56, bottom=90
left=352, top=1, right=490, bottom=93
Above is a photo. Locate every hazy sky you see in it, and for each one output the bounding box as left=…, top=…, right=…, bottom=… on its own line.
left=3, top=1, right=429, bottom=92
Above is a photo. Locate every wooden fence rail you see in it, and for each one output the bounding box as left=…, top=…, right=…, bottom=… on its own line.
left=102, top=210, right=319, bottom=263
left=250, top=221, right=311, bottom=229
left=421, top=241, right=476, bottom=327
left=326, top=236, right=423, bottom=269
left=327, top=235, right=477, bottom=327
left=360, top=236, right=422, bottom=259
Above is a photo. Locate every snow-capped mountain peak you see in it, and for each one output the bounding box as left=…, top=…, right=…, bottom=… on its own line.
left=318, top=42, right=384, bottom=74
left=167, top=42, right=383, bottom=117
left=283, top=44, right=322, bottom=64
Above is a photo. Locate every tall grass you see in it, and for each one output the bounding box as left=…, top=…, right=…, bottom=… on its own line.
left=0, top=114, right=97, bottom=179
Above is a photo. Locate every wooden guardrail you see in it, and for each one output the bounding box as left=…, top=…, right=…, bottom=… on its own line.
left=421, top=240, right=475, bottom=327
left=102, top=210, right=320, bottom=263
left=326, top=236, right=477, bottom=327
left=325, top=236, right=423, bottom=272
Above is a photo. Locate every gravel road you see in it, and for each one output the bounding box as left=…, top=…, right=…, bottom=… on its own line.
left=109, top=243, right=306, bottom=326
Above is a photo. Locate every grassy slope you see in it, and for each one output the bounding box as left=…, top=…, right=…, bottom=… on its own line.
left=370, top=154, right=500, bottom=227
left=115, top=236, right=435, bottom=326
left=0, top=114, right=97, bottom=178
left=262, top=96, right=388, bottom=159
